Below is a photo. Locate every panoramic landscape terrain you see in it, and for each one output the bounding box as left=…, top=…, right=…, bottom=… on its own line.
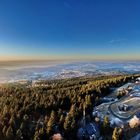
left=1, top=0, right=140, bottom=140
left=0, top=61, right=140, bottom=140
left=1, top=61, right=140, bottom=83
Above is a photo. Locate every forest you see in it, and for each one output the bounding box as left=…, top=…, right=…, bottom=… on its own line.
left=0, top=74, right=140, bottom=140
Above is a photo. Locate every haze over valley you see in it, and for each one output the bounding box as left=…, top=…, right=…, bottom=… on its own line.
left=1, top=61, right=140, bottom=83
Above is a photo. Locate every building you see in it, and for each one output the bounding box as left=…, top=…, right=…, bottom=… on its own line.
left=118, top=104, right=133, bottom=112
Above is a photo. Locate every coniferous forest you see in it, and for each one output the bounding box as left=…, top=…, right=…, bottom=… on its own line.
left=0, top=74, right=140, bottom=140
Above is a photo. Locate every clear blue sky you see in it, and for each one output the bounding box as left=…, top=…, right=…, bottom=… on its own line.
left=0, top=0, right=140, bottom=60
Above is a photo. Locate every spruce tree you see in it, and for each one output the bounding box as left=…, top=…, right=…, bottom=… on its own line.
left=46, top=110, right=56, bottom=135
left=112, top=127, right=122, bottom=140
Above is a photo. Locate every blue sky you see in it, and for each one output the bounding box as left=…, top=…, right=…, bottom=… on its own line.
left=0, top=0, right=140, bottom=60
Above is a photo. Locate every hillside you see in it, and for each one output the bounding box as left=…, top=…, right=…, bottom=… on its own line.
left=0, top=74, right=139, bottom=140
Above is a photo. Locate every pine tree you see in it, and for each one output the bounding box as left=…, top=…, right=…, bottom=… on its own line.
left=64, top=114, right=71, bottom=131
left=112, top=127, right=122, bottom=140
left=103, top=116, right=110, bottom=129
left=69, top=104, right=78, bottom=118
left=59, top=114, right=64, bottom=131
left=2, top=126, right=7, bottom=137
left=16, top=129, right=23, bottom=140
left=6, top=126, right=14, bottom=140
left=34, top=130, right=39, bottom=140
left=102, top=116, right=110, bottom=135
left=46, top=110, right=56, bottom=135
left=34, top=128, right=45, bottom=140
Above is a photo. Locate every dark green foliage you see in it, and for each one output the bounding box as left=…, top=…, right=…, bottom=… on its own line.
left=0, top=74, right=138, bottom=139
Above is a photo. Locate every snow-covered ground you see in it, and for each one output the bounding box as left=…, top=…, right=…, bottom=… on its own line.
left=93, top=79, right=140, bottom=127
left=1, top=61, right=140, bottom=83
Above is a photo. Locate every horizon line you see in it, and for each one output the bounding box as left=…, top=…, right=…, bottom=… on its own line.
left=1, top=58, right=140, bottom=62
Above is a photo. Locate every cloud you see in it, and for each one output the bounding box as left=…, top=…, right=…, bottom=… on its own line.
left=109, top=38, right=127, bottom=44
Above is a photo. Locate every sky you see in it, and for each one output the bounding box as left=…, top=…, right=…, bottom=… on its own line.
left=0, top=0, right=140, bottom=61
